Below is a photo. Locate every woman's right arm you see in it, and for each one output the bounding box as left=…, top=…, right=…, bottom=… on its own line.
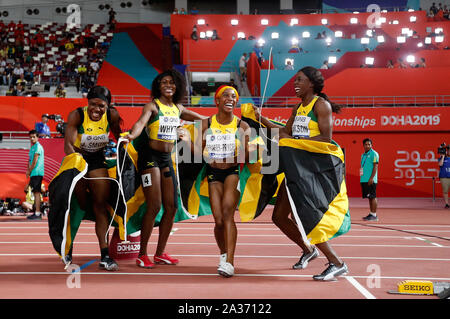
left=124, top=102, right=156, bottom=141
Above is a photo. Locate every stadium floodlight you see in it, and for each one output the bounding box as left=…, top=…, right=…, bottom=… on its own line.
left=321, top=18, right=328, bottom=25
left=257, top=38, right=265, bottom=46
left=410, top=16, right=417, bottom=22
left=361, top=37, right=370, bottom=44
left=291, top=37, right=299, bottom=45
left=271, top=32, right=279, bottom=39
left=328, top=56, right=337, bottom=64
left=350, top=17, right=358, bottom=24
left=365, top=57, right=374, bottom=65
left=397, top=36, right=406, bottom=43
left=237, top=32, right=245, bottom=39
left=435, top=27, right=443, bottom=34
left=290, top=18, right=298, bottom=26
left=199, top=32, right=206, bottom=39
left=231, top=19, right=238, bottom=26
left=424, top=37, right=431, bottom=44
left=302, top=31, right=310, bottom=38
left=261, top=19, right=268, bottom=25
left=436, top=36, right=444, bottom=43
left=197, top=19, right=205, bottom=25
left=417, top=42, right=423, bottom=47
left=377, top=35, right=385, bottom=43
left=335, top=30, right=343, bottom=38
left=406, top=55, right=415, bottom=63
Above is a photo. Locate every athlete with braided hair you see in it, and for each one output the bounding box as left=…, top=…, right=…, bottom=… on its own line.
left=254, top=66, right=348, bottom=281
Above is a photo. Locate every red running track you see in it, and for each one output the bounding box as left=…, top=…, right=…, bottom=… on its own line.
left=0, top=198, right=449, bottom=301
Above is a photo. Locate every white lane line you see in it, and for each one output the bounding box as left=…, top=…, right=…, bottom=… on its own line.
left=345, top=276, right=377, bottom=299
left=0, top=253, right=449, bottom=262
left=0, top=272, right=449, bottom=282
left=414, top=236, right=444, bottom=247
left=0, top=241, right=448, bottom=248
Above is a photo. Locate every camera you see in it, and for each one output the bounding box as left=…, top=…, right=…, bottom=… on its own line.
left=438, top=143, right=449, bottom=155
left=48, top=114, right=67, bottom=137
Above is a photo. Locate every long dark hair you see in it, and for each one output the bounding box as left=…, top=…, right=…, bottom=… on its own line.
left=151, top=69, right=186, bottom=104
left=299, top=66, right=342, bottom=113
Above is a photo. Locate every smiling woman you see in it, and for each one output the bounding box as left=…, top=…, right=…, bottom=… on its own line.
left=124, top=69, right=207, bottom=269
left=63, top=85, right=123, bottom=271
left=182, top=85, right=251, bottom=278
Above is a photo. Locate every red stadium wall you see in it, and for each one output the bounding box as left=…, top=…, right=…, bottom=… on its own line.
left=1, top=97, right=449, bottom=199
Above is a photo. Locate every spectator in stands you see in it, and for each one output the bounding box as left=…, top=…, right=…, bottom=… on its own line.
left=15, top=73, right=27, bottom=86
left=212, top=30, right=220, bottom=41
left=25, top=129, right=45, bottom=220
left=108, top=7, right=116, bottom=24
left=191, top=6, right=199, bottom=15
left=416, top=57, right=426, bottom=68
left=430, top=2, right=439, bottom=15
left=284, top=60, right=294, bottom=70
left=35, top=114, right=51, bottom=138
left=239, top=53, right=247, bottom=81
left=172, top=8, right=179, bottom=14
left=386, top=60, right=394, bottom=68
left=320, top=60, right=329, bottom=69
left=0, top=62, right=5, bottom=85
left=24, top=68, right=33, bottom=82
left=398, top=58, right=407, bottom=68
left=179, top=8, right=187, bottom=14
left=54, top=83, right=67, bottom=98
left=49, top=67, right=60, bottom=87
left=14, top=82, right=26, bottom=96
left=315, top=32, right=323, bottom=39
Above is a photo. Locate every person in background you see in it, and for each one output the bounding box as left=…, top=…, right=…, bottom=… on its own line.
left=438, top=143, right=450, bottom=208
left=35, top=114, right=51, bottom=138
left=360, top=138, right=380, bottom=221
left=25, top=130, right=45, bottom=220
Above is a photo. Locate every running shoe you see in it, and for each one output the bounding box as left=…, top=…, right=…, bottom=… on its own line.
left=27, top=213, right=42, bottom=220
left=136, top=255, right=155, bottom=268
left=313, top=262, right=348, bottom=281
left=219, top=253, right=227, bottom=267
left=218, top=262, right=234, bottom=278
left=154, top=253, right=179, bottom=265
left=99, top=256, right=119, bottom=271
left=362, top=213, right=378, bottom=221
left=292, top=246, right=319, bottom=269
left=445, top=204, right=449, bottom=209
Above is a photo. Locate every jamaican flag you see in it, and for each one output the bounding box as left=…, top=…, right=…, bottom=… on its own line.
left=279, top=138, right=351, bottom=244
left=177, top=119, right=278, bottom=222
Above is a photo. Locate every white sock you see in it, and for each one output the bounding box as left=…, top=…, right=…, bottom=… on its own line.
left=220, top=253, right=227, bottom=264
left=35, top=211, right=41, bottom=216
left=370, top=212, right=377, bottom=216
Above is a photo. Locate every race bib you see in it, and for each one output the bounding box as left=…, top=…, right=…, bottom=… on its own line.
left=206, top=133, right=236, bottom=159
left=80, top=133, right=109, bottom=152
left=292, top=115, right=311, bottom=138
left=157, top=116, right=180, bottom=140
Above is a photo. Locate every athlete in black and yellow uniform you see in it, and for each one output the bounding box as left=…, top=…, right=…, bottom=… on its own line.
left=65, top=86, right=122, bottom=271
left=124, top=69, right=206, bottom=269
left=190, top=85, right=250, bottom=277
left=254, top=67, right=348, bottom=281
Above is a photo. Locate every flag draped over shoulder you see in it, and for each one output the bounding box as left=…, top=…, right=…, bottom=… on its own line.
left=240, top=102, right=350, bottom=244
left=279, top=138, right=350, bottom=244
left=177, top=120, right=278, bottom=222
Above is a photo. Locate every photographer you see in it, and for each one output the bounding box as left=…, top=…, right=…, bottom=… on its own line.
left=438, top=143, right=450, bottom=209
left=35, top=114, right=51, bottom=138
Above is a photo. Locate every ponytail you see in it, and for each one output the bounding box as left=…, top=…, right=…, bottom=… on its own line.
left=317, top=92, right=342, bottom=114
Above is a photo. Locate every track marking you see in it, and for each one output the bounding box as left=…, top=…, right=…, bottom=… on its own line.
left=414, top=236, right=443, bottom=247
left=345, top=276, right=377, bottom=299
left=0, top=253, right=449, bottom=262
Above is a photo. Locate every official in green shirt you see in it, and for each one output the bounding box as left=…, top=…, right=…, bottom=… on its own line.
left=26, top=129, right=45, bottom=220
left=360, top=138, right=379, bottom=221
